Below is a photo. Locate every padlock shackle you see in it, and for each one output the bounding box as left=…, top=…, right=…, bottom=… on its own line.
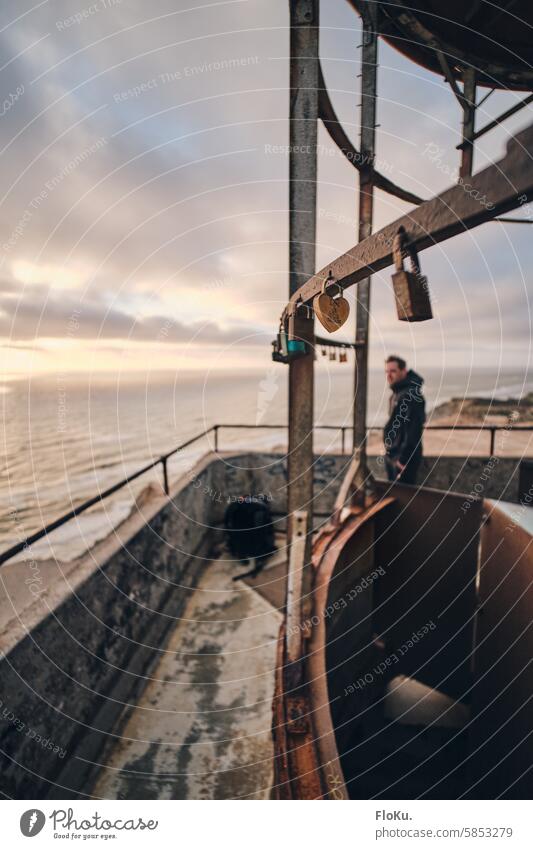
left=406, top=242, right=421, bottom=276
left=322, top=269, right=342, bottom=297
left=393, top=226, right=422, bottom=277
left=392, top=231, right=405, bottom=273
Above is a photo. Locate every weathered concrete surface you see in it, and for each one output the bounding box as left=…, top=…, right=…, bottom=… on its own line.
left=92, top=556, right=282, bottom=800
left=0, top=453, right=227, bottom=800
left=0, top=484, right=169, bottom=660
left=0, top=448, right=525, bottom=800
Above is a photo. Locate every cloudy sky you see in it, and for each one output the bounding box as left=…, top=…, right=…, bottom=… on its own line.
left=0, top=0, right=531, bottom=378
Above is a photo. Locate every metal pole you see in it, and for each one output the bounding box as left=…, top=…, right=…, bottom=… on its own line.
left=287, top=0, right=319, bottom=617
left=353, top=3, right=378, bottom=500
left=162, top=457, right=169, bottom=495
left=460, top=68, right=476, bottom=179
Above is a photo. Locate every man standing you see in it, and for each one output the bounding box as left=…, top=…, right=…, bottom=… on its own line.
left=383, top=355, right=425, bottom=485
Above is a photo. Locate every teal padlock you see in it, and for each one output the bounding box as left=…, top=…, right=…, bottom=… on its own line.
left=287, top=310, right=306, bottom=356
left=287, top=339, right=306, bottom=354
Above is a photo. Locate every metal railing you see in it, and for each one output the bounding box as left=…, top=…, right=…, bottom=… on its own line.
left=371, top=424, right=530, bottom=458
left=0, top=427, right=215, bottom=567
left=214, top=422, right=533, bottom=457
left=1, top=421, right=531, bottom=567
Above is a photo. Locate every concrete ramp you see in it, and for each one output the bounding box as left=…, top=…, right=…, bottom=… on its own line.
left=91, top=555, right=282, bottom=800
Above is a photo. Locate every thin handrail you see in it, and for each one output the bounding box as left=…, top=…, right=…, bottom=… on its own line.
left=0, top=427, right=214, bottom=567
left=1, top=421, right=531, bottom=567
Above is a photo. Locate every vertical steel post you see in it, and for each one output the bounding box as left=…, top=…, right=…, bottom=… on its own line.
left=287, top=0, right=319, bottom=561
left=460, top=68, right=477, bottom=179
left=353, top=3, right=378, bottom=499
left=162, top=457, right=169, bottom=496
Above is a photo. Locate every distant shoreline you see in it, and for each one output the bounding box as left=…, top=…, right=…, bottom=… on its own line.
left=429, top=392, right=533, bottom=425
left=365, top=393, right=533, bottom=458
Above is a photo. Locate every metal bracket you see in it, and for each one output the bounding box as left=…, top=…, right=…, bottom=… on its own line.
left=285, top=510, right=308, bottom=671
left=292, top=0, right=316, bottom=25
left=286, top=694, right=310, bottom=734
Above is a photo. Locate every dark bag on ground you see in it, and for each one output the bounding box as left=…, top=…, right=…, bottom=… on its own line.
left=224, top=497, right=275, bottom=561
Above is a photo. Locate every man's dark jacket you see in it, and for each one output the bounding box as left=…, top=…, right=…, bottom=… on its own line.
left=383, top=370, right=426, bottom=465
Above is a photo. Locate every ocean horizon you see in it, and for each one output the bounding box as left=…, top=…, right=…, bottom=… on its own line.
left=1, top=366, right=531, bottom=562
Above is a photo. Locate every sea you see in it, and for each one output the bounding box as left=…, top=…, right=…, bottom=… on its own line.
left=1, top=366, right=531, bottom=563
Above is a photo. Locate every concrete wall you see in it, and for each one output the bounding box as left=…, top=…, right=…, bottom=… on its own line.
left=395, top=455, right=523, bottom=504
left=0, top=455, right=223, bottom=799
left=208, top=452, right=524, bottom=520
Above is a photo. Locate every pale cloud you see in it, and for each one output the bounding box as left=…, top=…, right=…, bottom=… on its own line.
left=0, top=285, right=264, bottom=346
left=11, top=259, right=88, bottom=289
left=0, top=0, right=530, bottom=376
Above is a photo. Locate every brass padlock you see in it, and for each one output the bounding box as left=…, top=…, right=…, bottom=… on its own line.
left=391, top=226, right=433, bottom=322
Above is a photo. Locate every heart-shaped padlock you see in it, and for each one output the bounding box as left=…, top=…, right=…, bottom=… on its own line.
left=313, top=272, right=350, bottom=333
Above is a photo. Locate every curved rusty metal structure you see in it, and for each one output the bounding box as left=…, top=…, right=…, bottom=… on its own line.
left=273, top=0, right=533, bottom=801
left=348, top=0, right=533, bottom=91
left=318, top=63, right=424, bottom=207
left=273, top=483, right=533, bottom=799
left=273, top=497, right=394, bottom=799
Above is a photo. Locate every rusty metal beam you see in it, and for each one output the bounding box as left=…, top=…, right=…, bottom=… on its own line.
left=315, top=334, right=362, bottom=349
left=435, top=48, right=467, bottom=110
left=460, top=68, right=477, bottom=178
left=287, top=0, right=318, bottom=595
left=435, top=51, right=477, bottom=178
left=353, top=3, right=378, bottom=495
left=284, top=123, right=533, bottom=312
left=493, top=217, right=533, bottom=224
left=318, top=63, right=423, bottom=206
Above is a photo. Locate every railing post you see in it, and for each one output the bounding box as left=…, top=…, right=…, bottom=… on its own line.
left=214, top=425, right=219, bottom=452
left=341, top=427, right=346, bottom=455
left=460, top=68, right=477, bottom=179
left=352, top=4, right=378, bottom=500
left=285, top=510, right=308, bottom=688
left=161, top=457, right=169, bottom=495
left=490, top=427, right=496, bottom=456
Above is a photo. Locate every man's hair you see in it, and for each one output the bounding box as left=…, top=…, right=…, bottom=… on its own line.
left=386, top=355, right=406, bottom=370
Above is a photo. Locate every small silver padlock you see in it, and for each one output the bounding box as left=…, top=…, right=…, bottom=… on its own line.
left=272, top=318, right=289, bottom=363
left=391, top=226, right=433, bottom=322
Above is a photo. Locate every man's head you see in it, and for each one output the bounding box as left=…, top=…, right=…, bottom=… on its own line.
left=385, top=355, right=407, bottom=387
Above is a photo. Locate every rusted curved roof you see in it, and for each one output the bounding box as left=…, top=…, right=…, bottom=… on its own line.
left=350, top=0, right=533, bottom=90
